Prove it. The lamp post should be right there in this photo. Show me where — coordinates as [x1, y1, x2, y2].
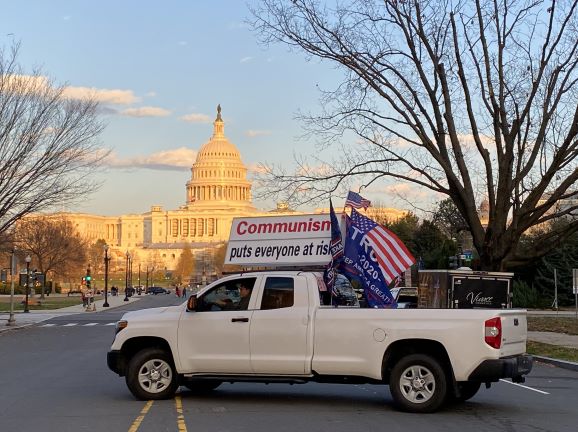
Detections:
[6, 250, 16, 326]
[124, 251, 130, 302]
[138, 263, 141, 295]
[103, 244, 110, 307]
[24, 255, 31, 313]
[129, 255, 133, 292]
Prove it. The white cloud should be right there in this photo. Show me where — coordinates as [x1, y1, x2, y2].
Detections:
[63, 86, 138, 104]
[5, 75, 139, 106]
[120, 106, 171, 117]
[5, 74, 50, 90]
[179, 112, 211, 123]
[240, 56, 253, 63]
[105, 147, 197, 171]
[245, 129, 271, 137]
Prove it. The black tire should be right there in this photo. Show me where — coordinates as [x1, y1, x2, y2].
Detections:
[183, 380, 222, 393]
[452, 382, 481, 403]
[125, 348, 178, 400]
[389, 353, 448, 413]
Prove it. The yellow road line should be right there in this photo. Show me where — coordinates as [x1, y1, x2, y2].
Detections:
[175, 395, 188, 432]
[128, 400, 154, 432]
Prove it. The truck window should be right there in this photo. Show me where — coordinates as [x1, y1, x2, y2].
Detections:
[197, 277, 256, 311]
[260, 277, 294, 310]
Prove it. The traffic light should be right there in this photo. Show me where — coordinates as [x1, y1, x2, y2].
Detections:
[86, 266, 91, 288]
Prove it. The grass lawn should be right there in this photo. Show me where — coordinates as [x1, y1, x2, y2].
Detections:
[527, 316, 578, 362]
[527, 341, 578, 363]
[527, 316, 578, 335]
[0, 296, 84, 312]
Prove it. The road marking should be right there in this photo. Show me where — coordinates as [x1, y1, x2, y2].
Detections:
[40, 324, 56, 327]
[62, 323, 77, 327]
[175, 395, 188, 432]
[128, 400, 154, 432]
[83, 323, 98, 326]
[499, 379, 550, 394]
[105, 322, 116, 326]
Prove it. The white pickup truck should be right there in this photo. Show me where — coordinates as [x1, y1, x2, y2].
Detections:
[107, 271, 533, 413]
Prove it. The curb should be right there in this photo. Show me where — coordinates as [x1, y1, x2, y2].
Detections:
[534, 355, 578, 372]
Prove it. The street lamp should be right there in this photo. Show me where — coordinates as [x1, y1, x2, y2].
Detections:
[124, 251, 130, 302]
[103, 244, 110, 307]
[24, 255, 31, 313]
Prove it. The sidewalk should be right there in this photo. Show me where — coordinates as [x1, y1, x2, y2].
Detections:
[0, 294, 141, 333]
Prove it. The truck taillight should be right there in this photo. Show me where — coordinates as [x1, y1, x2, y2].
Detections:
[484, 317, 502, 349]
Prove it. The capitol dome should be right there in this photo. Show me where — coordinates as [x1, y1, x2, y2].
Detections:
[185, 105, 253, 210]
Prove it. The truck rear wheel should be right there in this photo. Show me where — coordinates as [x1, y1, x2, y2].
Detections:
[126, 348, 178, 400]
[389, 353, 448, 413]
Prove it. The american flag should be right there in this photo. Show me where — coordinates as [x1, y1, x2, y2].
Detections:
[350, 209, 415, 284]
[344, 191, 371, 209]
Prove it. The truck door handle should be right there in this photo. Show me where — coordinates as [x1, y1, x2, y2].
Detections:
[231, 317, 249, 323]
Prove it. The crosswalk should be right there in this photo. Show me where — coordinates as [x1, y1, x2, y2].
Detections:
[39, 322, 116, 328]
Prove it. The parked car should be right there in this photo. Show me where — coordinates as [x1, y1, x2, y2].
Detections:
[390, 287, 418, 308]
[147, 286, 169, 295]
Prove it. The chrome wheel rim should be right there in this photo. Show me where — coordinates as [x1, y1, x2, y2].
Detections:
[398, 364, 436, 404]
[138, 359, 173, 394]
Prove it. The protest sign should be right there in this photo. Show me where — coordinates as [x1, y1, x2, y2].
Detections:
[225, 214, 334, 266]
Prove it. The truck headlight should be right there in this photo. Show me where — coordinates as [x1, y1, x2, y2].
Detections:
[115, 320, 128, 334]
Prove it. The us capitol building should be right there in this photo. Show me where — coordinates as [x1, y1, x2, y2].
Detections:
[61, 106, 280, 277]
[57, 105, 407, 277]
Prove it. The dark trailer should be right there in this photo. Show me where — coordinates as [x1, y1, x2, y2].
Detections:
[417, 270, 513, 309]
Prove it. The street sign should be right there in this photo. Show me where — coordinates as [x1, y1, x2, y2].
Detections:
[573, 269, 578, 295]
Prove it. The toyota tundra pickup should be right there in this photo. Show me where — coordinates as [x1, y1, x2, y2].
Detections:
[107, 271, 533, 413]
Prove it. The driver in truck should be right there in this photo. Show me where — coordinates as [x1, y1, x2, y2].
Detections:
[214, 282, 252, 310]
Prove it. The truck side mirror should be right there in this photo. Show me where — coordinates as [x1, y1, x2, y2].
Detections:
[186, 294, 198, 312]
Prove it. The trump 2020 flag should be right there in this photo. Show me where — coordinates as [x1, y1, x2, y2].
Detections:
[342, 209, 415, 307]
[344, 191, 371, 209]
[323, 199, 343, 297]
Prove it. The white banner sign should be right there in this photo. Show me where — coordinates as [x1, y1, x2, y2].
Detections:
[573, 268, 578, 295]
[225, 214, 333, 266]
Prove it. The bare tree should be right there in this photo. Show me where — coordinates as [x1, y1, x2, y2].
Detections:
[14, 215, 87, 298]
[0, 43, 107, 236]
[173, 243, 195, 285]
[250, 0, 578, 270]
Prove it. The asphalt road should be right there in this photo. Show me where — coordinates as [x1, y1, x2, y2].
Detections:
[1, 295, 577, 432]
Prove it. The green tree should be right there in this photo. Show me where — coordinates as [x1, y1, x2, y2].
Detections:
[251, 1, 578, 271]
[432, 199, 469, 240]
[413, 220, 457, 270]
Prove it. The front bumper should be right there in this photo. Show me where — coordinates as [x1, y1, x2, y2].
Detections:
[107, 350, 126, 376]
[468, 354, 533, 383]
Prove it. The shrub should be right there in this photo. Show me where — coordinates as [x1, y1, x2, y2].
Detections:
[512, 280, 542, 308]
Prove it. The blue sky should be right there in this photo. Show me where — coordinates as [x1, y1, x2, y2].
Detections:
[1, 1, 407, 216]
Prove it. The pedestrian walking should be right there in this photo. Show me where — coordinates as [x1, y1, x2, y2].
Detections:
[176, 286, 181, 297]
[182, 287, 187, 298]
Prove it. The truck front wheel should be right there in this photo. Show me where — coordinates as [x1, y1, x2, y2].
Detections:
[389, 353, 448, 413]
[126, 348, 178, 400]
